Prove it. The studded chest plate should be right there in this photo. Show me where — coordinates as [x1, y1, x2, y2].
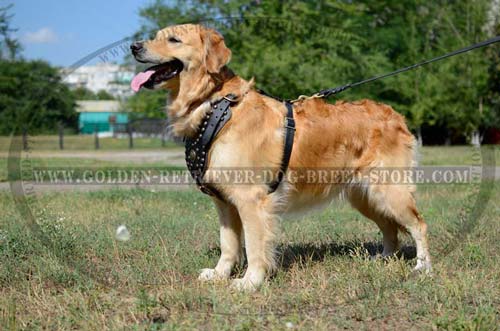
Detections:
[184, 95, 234, 195]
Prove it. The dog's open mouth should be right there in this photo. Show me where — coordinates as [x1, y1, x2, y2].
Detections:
[130, 59, 183, 92]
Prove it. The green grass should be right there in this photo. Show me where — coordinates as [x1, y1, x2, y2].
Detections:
[0, 145, 498, 182]
[418, 145, 500, 166]
[0, 181, 499, 329]
[0, 135, 181, 151]
[0, 157, 185, 182]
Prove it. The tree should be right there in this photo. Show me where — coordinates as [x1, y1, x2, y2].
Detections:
[71, 87, 115, 100]
[484, 9, 500, 134]
[126, 90, 167, 119]
[136, 0, 499, 144]
[71, 87, 96, 100]
[353, 0, 494, 144]
[137, 1, 375, 100]
[96, 90, 115, 100]
[0, 4, 21, 60]
[0, 6, 75, 134]
[0, 60, 77, 134]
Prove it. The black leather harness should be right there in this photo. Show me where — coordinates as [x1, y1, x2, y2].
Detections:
[184, 93, 295, 200]
[268, 101, 295, 193]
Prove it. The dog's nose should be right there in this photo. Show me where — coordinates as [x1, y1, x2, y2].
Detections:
[130, 41, 144, 54]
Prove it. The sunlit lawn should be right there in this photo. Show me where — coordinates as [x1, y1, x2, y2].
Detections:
[0, 138, 499, 329]
[0, 176, 498, 329]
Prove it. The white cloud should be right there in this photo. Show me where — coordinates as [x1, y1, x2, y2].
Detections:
[23, 27, 58, 44]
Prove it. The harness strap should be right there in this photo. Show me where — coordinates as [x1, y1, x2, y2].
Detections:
[185, 94, 295, 199]
[268, 101, 295, 193]
[185, 94, 235, 200]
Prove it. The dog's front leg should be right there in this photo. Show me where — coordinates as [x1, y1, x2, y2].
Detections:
[231, 193, 278, 291]
[199, 199, 242, 281]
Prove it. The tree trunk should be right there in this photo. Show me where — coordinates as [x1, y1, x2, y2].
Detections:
[471, 130, 481, 147]
[471, 98, 484, 147]
[416, 127, 423, 147]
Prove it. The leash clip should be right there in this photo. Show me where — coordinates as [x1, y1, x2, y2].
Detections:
[289, 93, 323, 104]
[223, 94, 238, 102]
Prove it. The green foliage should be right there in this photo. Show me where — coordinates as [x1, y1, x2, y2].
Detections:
[0, 59, 77, 134]
[485, 21, 500, 129]
[71, 87, 96, 100]
[0, 4, 21, 60]
[127, 89, 167, 119]
[137, 0, 500, 143]
[0, 5, 76, 134]
[96, 90, 115, 100]
[72, 87, 115, 100]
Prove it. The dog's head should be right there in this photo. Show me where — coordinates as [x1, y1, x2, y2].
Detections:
[130, 24, 231, 93]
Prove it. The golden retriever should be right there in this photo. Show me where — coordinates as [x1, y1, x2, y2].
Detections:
[130, 24, 432, 291]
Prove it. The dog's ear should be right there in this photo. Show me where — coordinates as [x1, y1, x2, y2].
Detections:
[202, 28, 231, 74]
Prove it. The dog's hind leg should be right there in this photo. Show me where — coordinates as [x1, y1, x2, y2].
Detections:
[199, 199, 243, 281]
[348, 187, 400, 257]
[349, 184, 432, 272]
[230, 190, 278, 291]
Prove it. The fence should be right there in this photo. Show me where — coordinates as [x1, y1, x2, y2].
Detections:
[20, 119, 182, 151]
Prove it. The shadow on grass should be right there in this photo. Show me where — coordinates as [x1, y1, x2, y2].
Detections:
[277, 242, 417, 270]
[205, 241, 417, 271]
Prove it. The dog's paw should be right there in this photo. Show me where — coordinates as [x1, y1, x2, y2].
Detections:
[198, 268, 223, 281]
[231, 278, 258, 292]
[413, 260, 432, 275]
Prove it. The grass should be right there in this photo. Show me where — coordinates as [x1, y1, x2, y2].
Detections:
[0, 157, 185, 182]
[0, 145, 498, 183]
[0, 143, 498, 328]
[417, 145, 500, 166]
[0, 180, 499, 329]
[0, 135, 181, 151]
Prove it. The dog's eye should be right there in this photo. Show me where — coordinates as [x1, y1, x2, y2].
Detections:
[168, 36, 181, 43]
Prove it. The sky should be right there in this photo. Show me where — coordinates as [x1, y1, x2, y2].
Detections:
[5, 0, 150, 67]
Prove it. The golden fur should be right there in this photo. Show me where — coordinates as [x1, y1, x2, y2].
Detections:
[134, 24, 432, 291]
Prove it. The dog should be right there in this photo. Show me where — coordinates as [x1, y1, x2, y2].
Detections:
[130, 24, 432, 291]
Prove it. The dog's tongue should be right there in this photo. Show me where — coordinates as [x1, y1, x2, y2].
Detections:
[131, 70, 155, 92]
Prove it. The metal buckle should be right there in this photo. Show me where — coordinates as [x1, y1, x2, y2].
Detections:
[285, 117, 296, 131]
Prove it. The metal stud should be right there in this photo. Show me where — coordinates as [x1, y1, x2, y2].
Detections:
[189, 149, 197, 160]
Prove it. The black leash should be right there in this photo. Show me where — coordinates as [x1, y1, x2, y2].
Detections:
[292, 35, 500, 101]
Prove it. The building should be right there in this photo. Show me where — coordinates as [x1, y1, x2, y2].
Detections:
[76, 100, 129, 134]
[62, 63, 135, 99]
